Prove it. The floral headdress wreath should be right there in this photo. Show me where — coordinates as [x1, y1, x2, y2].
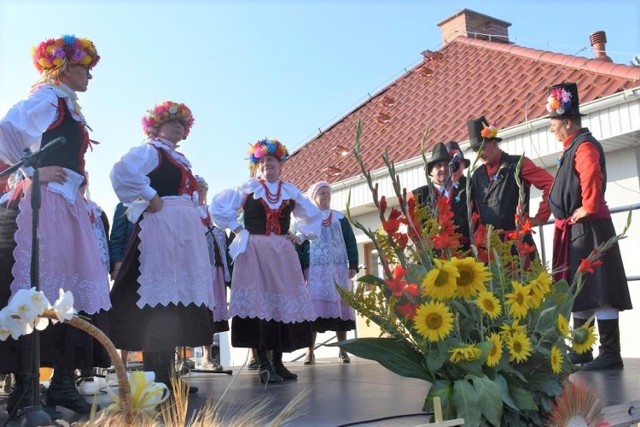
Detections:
[141, 101, 195, 139]
[546, 87, 573, 115]
[31, 35, 100, 81]
[480, 121, 499, 139]
[247, 138, 289, 177]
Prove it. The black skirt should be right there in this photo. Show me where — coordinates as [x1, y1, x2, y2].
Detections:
[312, 318, 356, 333]
[107, 227, 215, 352]
[231, 316, 312, 352]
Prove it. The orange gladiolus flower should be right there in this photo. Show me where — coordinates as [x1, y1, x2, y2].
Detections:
[577, 258, 603, 274]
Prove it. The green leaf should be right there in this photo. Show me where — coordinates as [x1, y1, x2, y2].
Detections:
[452, 379, 482, 426]
[494, 374, 518, 410]
[356, 274, 386, 286]
[334, 337, 431, 381]
[425, 380, 453, 418]
[426, 342, 448, 374]
[510, 385, 538, 411]
[471, 376, 504, 427]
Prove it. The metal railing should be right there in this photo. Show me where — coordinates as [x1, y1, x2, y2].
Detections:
[537, 203, 640, 282]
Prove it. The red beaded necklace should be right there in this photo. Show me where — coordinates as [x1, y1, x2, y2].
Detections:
[322, 211, 333, 227]
[260, 179, 283, 204]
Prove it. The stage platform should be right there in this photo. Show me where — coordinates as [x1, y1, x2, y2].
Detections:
[2, 357, 640, 426]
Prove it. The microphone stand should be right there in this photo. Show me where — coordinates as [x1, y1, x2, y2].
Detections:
[0, 139, 66, 426]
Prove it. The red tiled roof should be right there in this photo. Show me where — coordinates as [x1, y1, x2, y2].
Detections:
[282, 36, 640, 191]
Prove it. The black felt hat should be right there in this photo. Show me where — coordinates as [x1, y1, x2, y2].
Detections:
[444, 141, 470, 169]
[546, 82, 584, 118]
[467, 116, 502, 150]
[427, 142, 452, 173]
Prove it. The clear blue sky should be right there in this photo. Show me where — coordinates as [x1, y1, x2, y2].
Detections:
[1, 0, 638, 216]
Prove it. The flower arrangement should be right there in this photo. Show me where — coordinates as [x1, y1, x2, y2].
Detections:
[142, 101, 195, 139]
[248, 138, 289, 175]
[336, 121, 629, 426]
[480, 122, 499, 139]
[546, 87, 573, 115]
[31, 35, 100, 74]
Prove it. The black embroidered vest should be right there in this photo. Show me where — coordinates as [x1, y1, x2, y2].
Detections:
[40, 98, 86, 174]
[548, 128, 606, 220]
[243, 195, 295, 235]
[147, 147, 186, 197]
[471, 152, 530, 231]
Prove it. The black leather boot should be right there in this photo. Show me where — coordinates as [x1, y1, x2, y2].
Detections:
[257, 349, 282, 384]
[271, 351, 297, 380]
[6, 372, 31, 417]
[145, 350, 197, 395]
[46, 368, 93, 414]
[583, 318, 624, 371]
[568, 317, 594, 365]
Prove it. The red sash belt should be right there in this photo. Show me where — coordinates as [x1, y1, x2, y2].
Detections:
[552, 201, 610, 282]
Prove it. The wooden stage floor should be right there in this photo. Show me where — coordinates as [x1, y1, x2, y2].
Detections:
[2, 356, 640, 426]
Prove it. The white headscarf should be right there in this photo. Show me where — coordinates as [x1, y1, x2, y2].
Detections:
[308, 180, 331, 201]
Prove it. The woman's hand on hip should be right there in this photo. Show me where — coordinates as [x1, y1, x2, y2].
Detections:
[147, 195, 163, 213]
[38, 166, 67, 184]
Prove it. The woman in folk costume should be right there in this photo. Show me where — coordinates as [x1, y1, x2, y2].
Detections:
[301, 181, 358, 365]
[109, 101, 215, 393]
[195, 175, 231, 372]
[0, 34, 110, 416]
[211, 138, 322, 383]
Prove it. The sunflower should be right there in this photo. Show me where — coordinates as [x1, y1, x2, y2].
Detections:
[499, 320, 526, 344]
[449, 344, 482, 363]
[421, 259, 458, 300]
[536, 270, 553, 293]
[476, 290, 502, 320]
[527, 279, 544, 309]
[572, 325, 597, 354]
[556, 314, 570, 338]
[485, 333, 503, 367]
[550, 345, 564, 374]
[412, 301, 454, 342]
[507, 330, 532, 363]
[505, 281, 531, 320]
[451, 257, 490, 298]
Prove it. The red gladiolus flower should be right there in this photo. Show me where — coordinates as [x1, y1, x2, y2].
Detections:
[473, 223, 487, 247]
[405, 283, 420, 298]
[396, 302, 418, 320]
[517, 241, 536, 256]
[383, 208, 402, 234]
[578, 258, 603, 274]
[506, 230, 519, 241]
[471, 212, 481, 227]
[385, 265, 408, 297]
[520, 218, 533, 235]
[394, 232, 409, 249]
[433, 231, 458, 251]
[379, 196, 387, 215]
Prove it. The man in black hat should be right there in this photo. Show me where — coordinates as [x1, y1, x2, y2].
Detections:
[547, 82, 631, 371]
[413, 142, 470, 242]
[468, 116, 553, 256]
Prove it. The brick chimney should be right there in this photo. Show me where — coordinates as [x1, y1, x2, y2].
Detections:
[438, 9, 511, 44]
[590, 31, 613, 62]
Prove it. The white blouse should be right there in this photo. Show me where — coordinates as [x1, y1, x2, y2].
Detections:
[0, 83, 84, 165]
[110, 138, 197, 204]
[210, 178, 322, 241]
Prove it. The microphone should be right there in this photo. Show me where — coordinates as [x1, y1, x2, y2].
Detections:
[449, 152, 462, 172]
[40, 137, 67, 154]
[449, 152, 462, 165]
